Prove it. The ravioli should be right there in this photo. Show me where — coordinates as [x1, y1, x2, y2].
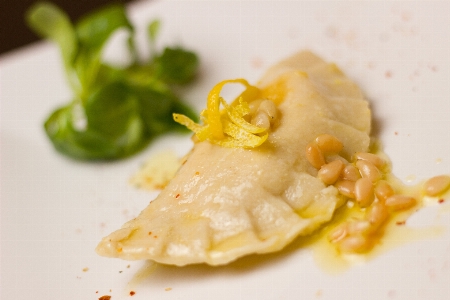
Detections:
[96, 51, 371, 266]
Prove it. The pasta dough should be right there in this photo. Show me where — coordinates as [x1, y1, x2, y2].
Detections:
[96, 51, 371, 266]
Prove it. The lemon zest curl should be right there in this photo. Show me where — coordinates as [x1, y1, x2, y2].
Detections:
[173, 79, 268, 148]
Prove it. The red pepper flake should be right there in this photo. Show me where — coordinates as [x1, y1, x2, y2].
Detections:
[98, 296, 111, 300]
[438, 199, 445, 204]
[175, 193, 181, 199]
[396, 221, 406, 226]
[250, 56, 263, 69]
[429, 65, 438, 72]
[130, 291, 136, 296]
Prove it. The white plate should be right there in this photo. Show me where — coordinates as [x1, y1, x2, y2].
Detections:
[1, 1, 449, 299]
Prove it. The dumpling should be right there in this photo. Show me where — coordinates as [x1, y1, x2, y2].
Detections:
[96, 51, 371, 266]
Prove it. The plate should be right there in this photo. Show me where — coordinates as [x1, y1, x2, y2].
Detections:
[1, 1, 449, 299]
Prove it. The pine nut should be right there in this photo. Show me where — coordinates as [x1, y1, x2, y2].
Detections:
[374, 180, 394, 202]
[354, 152, 385, 169]
[366, 202, 389, 229]
[334, 180, 356, 199]
[354, 177, 375, 208]
[315, 134, 343, 154]
[340, 165, 361, 181]
[423, 175, 450, 196]
[356, 159, 382, 183]
[385, 195, 416, 211]
[248, 99, 263, 115]
[257, 100, 278, 121]
[251, 111, 271, 130]
[338, 235, 369, 253]
[328, 224, 348, 243]
[305, 142, 326, 169]
[318, 160, 345, 185]
[347, 220, 372, 235]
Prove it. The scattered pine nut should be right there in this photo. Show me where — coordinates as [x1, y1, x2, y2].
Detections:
[356, 159, 382, 183]
[347, 220, 372, 235]
[365, 202, 389, 229]
[328, 224, 348, 243]
[334, 180, 356, 199]
[374, 180, 395, 203]
[251, 111, 271, 130]
[354, 177, 375, 208]
[248, 99, 263, 115]
[338, 235, 369, 253]
[305, 142, 326, 169]
[340, 165, 361, 181]
[385, 195, 416, 211]
[318, 160, 345, 185]
[257, 100, 278, 121]
[354, 152, 385, 169]
[315, 134, 343, 154]
[423, 175, 450, 197]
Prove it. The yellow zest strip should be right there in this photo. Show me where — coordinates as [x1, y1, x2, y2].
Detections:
[222, 119, 268, 146]
[220, 98, 266, 134]
[173, 79, 268, 148]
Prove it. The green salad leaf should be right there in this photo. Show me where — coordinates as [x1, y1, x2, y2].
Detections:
[26, 2, 199, 160]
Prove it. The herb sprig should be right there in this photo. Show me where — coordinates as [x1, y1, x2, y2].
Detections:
[26, 2, 199, 160]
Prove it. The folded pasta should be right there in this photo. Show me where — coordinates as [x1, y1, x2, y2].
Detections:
[96, 51, 371, 266]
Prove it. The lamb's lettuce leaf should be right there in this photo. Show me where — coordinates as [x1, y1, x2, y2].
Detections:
[26, 2, 199, 160]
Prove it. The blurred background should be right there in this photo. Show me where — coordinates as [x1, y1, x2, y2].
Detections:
[0, 0, 134, 55]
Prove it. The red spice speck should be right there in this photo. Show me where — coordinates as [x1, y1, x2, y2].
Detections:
[251, 57, 264, 69]
[394, 131, 398, 136]
[98, 296, 111, 300]
[428, 268, 437, 281]
[429, 65, 438, 72]
[387, 289, 397, 298]
[148, 231, 152, 235]
[175, 193, 181, 199]
[385, 71, 392, 78]
[438, 199, 445, 204]
[130, 291, 136, 296]
[154, 235, 158, 238]
[396, 221, 406, 226]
